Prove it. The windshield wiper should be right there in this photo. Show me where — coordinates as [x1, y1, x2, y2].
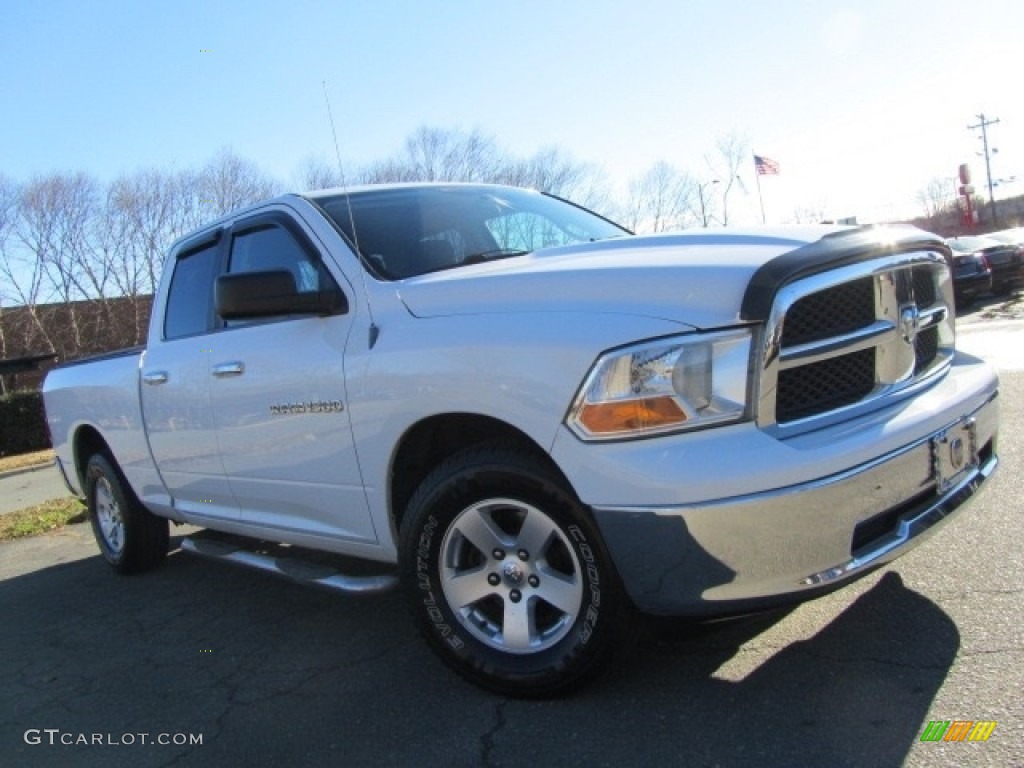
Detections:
[462, 248, 530, 265]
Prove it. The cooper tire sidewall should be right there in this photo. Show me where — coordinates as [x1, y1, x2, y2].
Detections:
[86, 456, 127, 568]
[404, 462, 616, 691]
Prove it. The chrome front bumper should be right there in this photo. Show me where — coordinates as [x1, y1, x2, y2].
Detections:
[591, 393, 998, 616]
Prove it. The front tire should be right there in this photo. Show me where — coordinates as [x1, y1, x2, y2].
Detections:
[399, 445, 633, 696]
[85, 454, 169, 574]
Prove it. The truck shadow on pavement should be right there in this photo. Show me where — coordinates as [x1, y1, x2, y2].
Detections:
[617, 570, 954, 766]
[0, 530, 957, 768]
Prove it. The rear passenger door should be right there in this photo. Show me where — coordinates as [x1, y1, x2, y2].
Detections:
[206, 209, 376, 544]
[141, 228, 239, 523]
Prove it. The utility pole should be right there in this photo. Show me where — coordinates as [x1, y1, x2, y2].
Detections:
[967, 113, 1000, 227]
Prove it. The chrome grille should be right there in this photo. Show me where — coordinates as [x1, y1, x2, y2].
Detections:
[914, 326, 939, 375]
[759, 251, 955, 433]
[782, 277, 875, 346]
[776, 348, 875, 422]
[912, 266, 936, 307]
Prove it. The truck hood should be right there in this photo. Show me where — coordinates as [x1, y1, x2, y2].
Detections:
[396, 228, 842, 329]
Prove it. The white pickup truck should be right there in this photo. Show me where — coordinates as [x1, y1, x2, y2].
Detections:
[43, 184, 999, 695]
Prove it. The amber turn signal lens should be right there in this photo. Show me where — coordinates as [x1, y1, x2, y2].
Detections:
[578, 396, 687, 435]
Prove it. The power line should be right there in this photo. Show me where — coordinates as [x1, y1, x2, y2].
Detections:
[967, 113, 1001, 226]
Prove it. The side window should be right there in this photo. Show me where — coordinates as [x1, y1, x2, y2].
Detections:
[228, 223, 332, 293]
[164, 241, 220, 339]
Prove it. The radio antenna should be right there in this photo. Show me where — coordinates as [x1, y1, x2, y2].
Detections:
[323, 80, 378, 347]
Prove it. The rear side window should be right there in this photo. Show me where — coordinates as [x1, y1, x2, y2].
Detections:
[164, 241, 220, 339]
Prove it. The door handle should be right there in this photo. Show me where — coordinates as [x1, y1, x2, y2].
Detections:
[212, 361, 245, 378]
[142, 371, 168, 386]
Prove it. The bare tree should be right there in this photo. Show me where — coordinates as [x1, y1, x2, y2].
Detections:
[494, 147, 614, 214]
[790, 201, 830, 224]
[0, 174, 15, 255]
[0, 174, 16, 365]
[102, 169, 197, 294]
[622, 161, 696, 233]
[917, 177, 956, 220]
[358, 156, 412, 184]
[15, 173, 105, 356]
[340, 125, 619, 217]
[1, 228, 56, 359]
[0, 153, 286, 364]
[90, 169, 193, 343]
[910, 177, 976, 236]
[360, 126, 501, 183]
[171, 168, 208, 234]
[497, 147, 583, 194]
[295, 156, 346, 191]
[196, 149, 282, 220]
[409, 126, 499, 182]
[703, 132, 750, 225]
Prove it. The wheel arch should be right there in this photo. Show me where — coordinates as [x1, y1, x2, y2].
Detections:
[388, 413, 572, 537]
[72, 424, 112, 491]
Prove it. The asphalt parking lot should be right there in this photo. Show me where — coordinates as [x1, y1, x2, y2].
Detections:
[1, 339, 1021, 767]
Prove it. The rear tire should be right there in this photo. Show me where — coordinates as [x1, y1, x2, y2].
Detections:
[399, 444, 634, 697]
[85, 454, 169, 574]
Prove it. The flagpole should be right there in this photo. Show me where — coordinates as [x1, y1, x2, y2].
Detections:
[754, 155, 766, 224]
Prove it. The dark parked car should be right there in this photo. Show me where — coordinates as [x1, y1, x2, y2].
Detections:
[946, 238, 992, 306]
[949, 234, 1024, 295]
[981, 228, 1024, 294]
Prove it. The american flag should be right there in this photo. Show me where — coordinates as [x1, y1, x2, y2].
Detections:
[754, 155, 780, 175]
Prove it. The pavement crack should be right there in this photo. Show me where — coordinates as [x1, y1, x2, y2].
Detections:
[480, 698, 508, 768]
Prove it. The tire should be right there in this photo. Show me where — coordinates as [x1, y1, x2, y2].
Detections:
[85, 453, 169, 574]
[399, 444, 634, 697]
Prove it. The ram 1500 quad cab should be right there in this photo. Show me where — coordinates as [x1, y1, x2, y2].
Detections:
[43, 184, 999, 695]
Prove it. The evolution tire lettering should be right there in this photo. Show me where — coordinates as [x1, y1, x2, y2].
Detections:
[416, 515, 464, 651]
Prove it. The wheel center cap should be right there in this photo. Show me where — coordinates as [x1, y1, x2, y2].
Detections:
[502, 562, 524, 585]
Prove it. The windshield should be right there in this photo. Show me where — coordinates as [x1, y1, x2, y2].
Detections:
[312, 185, 628, 280]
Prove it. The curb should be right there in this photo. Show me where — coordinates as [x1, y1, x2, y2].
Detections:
[0, 461, 56, 481]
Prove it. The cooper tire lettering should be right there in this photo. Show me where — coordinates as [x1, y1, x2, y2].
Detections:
[398, 444, 634, 696]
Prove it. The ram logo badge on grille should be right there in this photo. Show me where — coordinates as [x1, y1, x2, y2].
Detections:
[899, 304, 920, 345]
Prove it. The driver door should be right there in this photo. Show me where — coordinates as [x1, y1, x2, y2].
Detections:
[207, 210, 376, 544]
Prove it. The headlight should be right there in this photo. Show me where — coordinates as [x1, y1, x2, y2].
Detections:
[567, 329, 753, 440]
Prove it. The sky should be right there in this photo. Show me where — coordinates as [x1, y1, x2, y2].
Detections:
[2, 0, 1022, 225]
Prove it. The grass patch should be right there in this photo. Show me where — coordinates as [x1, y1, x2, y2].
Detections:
[0, 449, 55, 474]
[0, 497, 87, 540]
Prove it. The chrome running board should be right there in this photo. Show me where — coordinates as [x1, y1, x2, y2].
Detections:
[181, 535, 398, 594]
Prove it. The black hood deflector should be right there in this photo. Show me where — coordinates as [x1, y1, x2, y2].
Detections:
[741, 226, 950, 322]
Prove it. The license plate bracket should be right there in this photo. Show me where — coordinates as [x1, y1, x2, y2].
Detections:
[932, 417, 979, 493]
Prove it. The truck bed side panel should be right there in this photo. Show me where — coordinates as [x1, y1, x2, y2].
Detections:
[43, 350, 163, 504]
